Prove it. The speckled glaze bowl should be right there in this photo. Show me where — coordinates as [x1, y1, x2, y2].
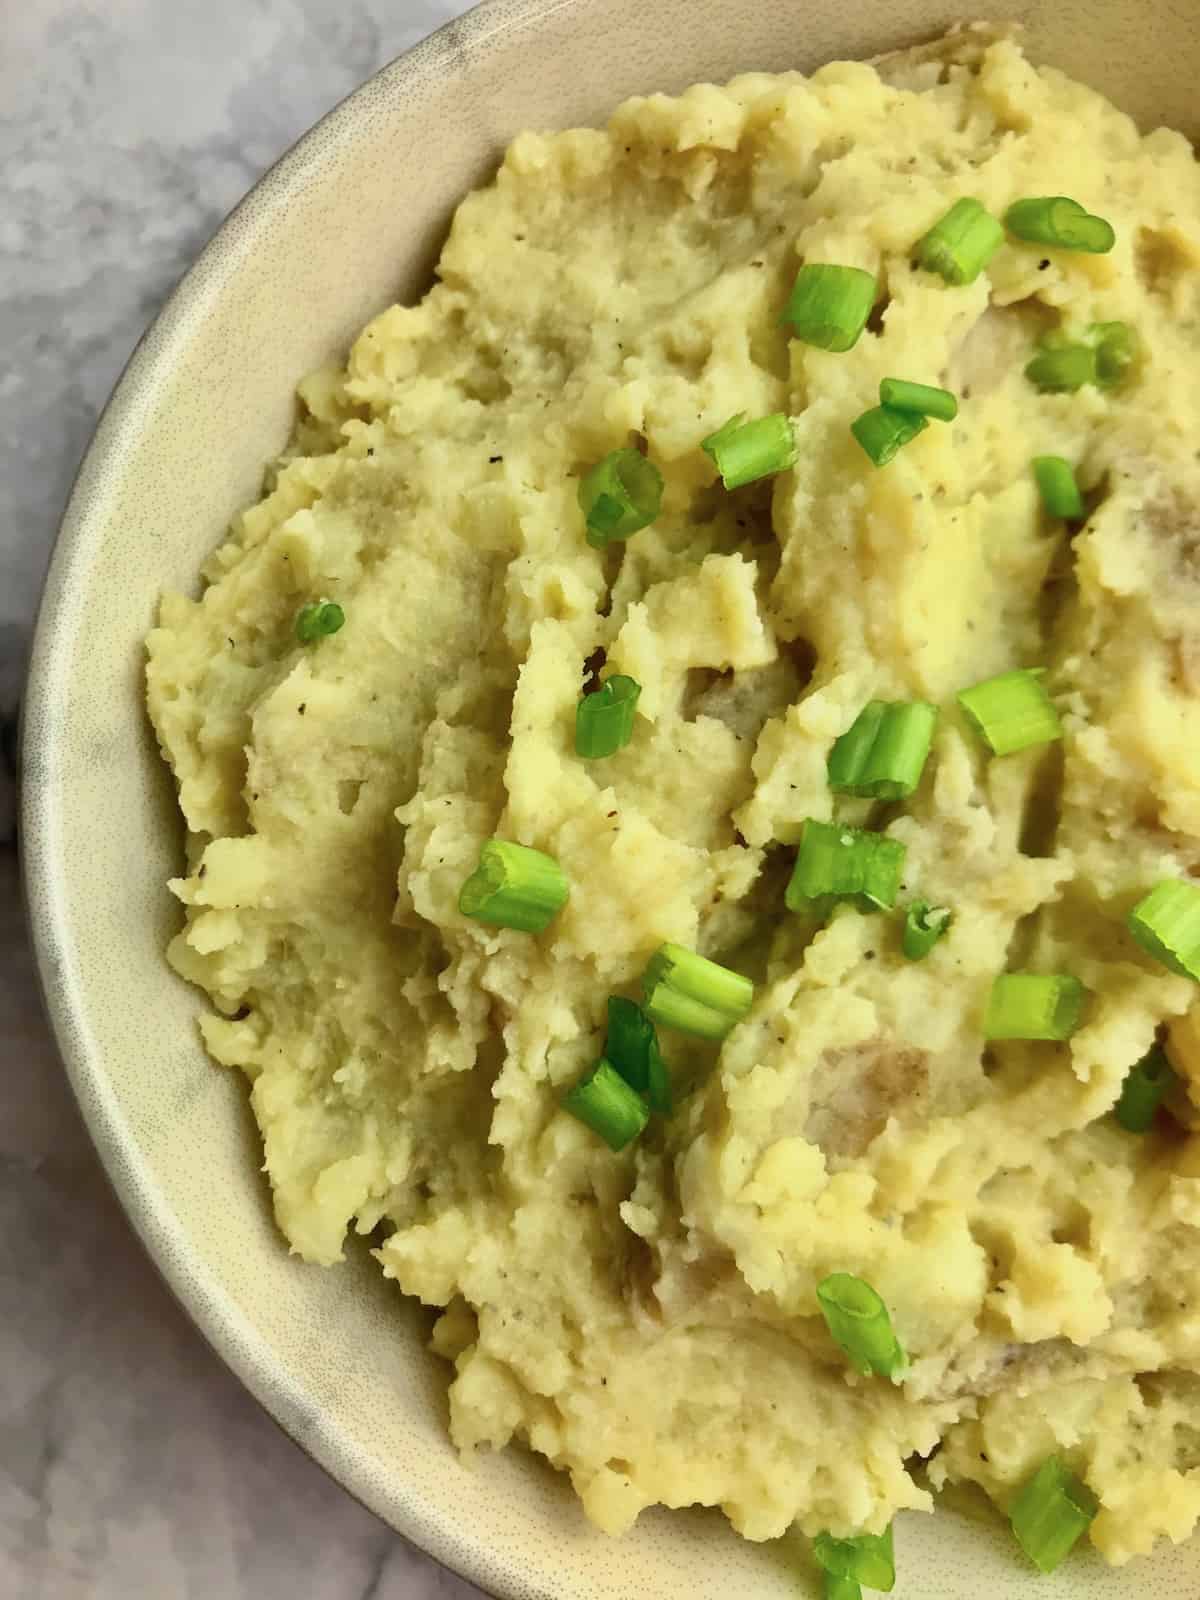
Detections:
[22, 1, 1200, 1595]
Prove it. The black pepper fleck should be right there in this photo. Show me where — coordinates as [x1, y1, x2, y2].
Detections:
[298, 703, 306, 715]
[1038, 259, 1051, 270]
[489, 455, 503, 463]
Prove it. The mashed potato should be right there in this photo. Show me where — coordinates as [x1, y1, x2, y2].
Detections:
[146, 28, 1200, 1569]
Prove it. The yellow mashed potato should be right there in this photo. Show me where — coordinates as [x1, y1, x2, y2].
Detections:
[147, 28, 1200, 1569]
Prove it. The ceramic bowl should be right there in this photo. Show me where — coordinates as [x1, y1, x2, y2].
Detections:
[22, 1, 1200, 1595]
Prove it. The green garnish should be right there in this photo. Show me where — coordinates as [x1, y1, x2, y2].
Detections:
[1033, 455, 1084, 519]
[816, 1273, 906, 1378]
[1090, 320, 1138, 388]
[786, 820, 906, 913]
[813, 1524, 896, 1592]
[605, 996, 672, 1115]
[957, 668, 1062, 756]
[576, 675, 641, 759]
[913, 198, 1004, 285]
[902, 901, 952, 961]
[578, 448, 663, 547]
[878, 378, 958, 422]
[780, 264, 877, 351]
[1114, 1043, 1175, 1132]
[642, 942, 754, 1041]
[1127, 880, 1200, 980]
[1024, 340, 1097, 393]
[823, 1578, 862, 1600]
[850, 406, 928, 467]
[295, 600, 345, 643]
[1005, 195, 1116, 254]
[562, 1058, 650, 1151]
[984, 973, 1087, 1041]
[1009, 1456, 1099, 1573]
[458, 839, 569, 932]
[701, 412, 796, 489]
[827, 700, 937, 800]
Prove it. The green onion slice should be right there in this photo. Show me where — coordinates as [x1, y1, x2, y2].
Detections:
[813, 1525, 895, 1592]
[1128, 880, 1200, 980]
[851, 406, 928, 468]
[1115, 1043, 1175, 1132]
[827, 700, 937, 800]
[295, 600, 345, 643]
[824, 1577, 862, 1600]
[1005, 195, 1116, 254]
[642, 942, 754, 1041]
[902, 901, 952, 961]
[1090, 320, 1138, 389]
[1025, 341, 1096, 393]
[984, 973, 1087, 1041]
[605, 996, 672, 1115]
[562, 1058, 650, 1151]
[701, 412, 796, 490]
[957, 668, 1062, 756]
[786, 820, 907, 913]
[817, 1273, 906, 1378]
[878, 378, 958, 422]
[458, 839, 569, 932]
[578, 448, 663, 547]
[913, 198, 1004, 285]
[576, 675, 641, 759]
[1010, 1456, 1099, 1574]
[1033, 455, 1084, 519]
[780, 264, 877, 351]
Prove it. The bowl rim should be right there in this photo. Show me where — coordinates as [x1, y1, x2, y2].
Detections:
[19, 4, 561, 1596]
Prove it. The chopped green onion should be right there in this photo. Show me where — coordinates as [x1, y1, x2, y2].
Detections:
[902, 901, 952, 961]
[1033, 455, 1084, 519]
[642, 942, 754, 1041]
[1115, 1043, 1175, 1132]
[1005, 196, 1116, 254]
[578, 448, 663, 547]
[984, 973, 1087, 1041]
[827, 700, 937, 800]
[816, 1273, 906, 1378]
[786, 820, 906, 913]
[1128, 880, 1200, 980]
[1090, 320, 1138, 388]
[576, 675, 641, 759]
[562, 1058, 650, 1151]
[957, 668, 1062, 756]
[824, 1577, 862, 1600]
[780, 264, 877, 351]
[295, 600, 345, 643]
[701, 412, 796, 489]
[878, 378, 958, 422]
[1025, 341, 1096, 393]
[1010, 1456, 1098, 1574]
[850, 406, 928, 467]
[605, 996, 672, 1115]
[814, 1525, 895, 1592]
[913, 198, 1004, 285]
[458, 839, 569, 932]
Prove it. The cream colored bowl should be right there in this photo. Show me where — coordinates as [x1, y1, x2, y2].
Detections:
[22, 1, 1200, 1594]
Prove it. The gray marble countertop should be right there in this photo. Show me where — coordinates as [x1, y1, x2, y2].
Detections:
[1, 4, 485, 1596]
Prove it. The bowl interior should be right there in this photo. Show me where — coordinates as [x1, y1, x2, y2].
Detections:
[22, 1, 1200, 1596]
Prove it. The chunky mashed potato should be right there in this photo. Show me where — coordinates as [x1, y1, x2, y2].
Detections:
[147, 29, 1200, 1568]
